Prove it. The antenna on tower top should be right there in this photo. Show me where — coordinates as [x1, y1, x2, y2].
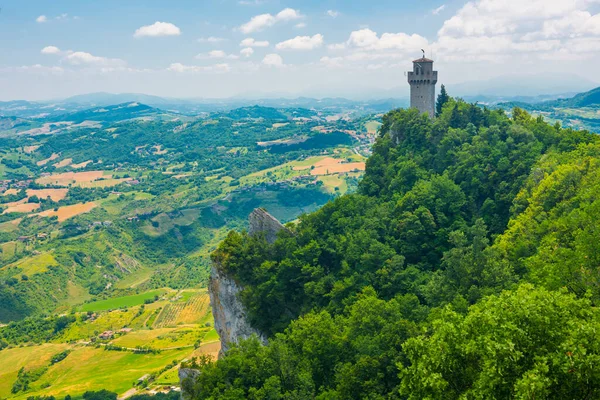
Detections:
[421, 49, 425, 58]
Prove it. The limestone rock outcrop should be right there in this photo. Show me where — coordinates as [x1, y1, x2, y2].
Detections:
[208, 208, 289, 356]
[208, 262, 267, 355]
[248, 208, 289, 244]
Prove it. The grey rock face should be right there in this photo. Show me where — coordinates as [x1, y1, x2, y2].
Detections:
[209, 263, 267, 355]
[208, 208, 288, 357]
[248, 208, 288, 244]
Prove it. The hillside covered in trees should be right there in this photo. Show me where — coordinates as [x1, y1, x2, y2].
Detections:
[190, 98, 600, 399]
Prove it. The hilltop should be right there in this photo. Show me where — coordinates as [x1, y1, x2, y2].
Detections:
[496, 86, 600, 132]
[186, 97, 600, 399]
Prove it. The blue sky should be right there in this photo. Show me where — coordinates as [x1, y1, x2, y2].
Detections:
[1, 0, 600, 100]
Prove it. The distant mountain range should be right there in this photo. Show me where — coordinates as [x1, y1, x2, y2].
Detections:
[497, 86, 600, 111]
[46, 102, 168, 124]
[2, 85, 599, 127]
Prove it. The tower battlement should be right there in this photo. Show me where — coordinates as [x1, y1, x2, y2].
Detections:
[408, 56, 438, 118]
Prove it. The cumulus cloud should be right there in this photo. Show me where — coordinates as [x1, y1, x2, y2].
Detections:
[240, 38, 270, 47]
[320, 56, 344, 68]
[295, 22, 307, 29]
[239, 8, 302, 33]
[167, 63, 230, 73]
[262, 53, 284, 67]
[276, 34, 324, 50]
[134, 22, 181, 38]
[41, 46, 61, 55]
[434, 0, 600, 62]
[241, 47, 255, 57]
[326, 10, 340, 18]
[345, 29, 429, 51]
[64, 51, 126, 67]
[36, 15, 47, 23]
[196, 50, 239, 60]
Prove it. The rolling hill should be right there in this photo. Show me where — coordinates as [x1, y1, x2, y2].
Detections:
[47, 102, 178, 124]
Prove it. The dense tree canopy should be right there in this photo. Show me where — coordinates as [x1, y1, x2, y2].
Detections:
[195, 98, 600, 399]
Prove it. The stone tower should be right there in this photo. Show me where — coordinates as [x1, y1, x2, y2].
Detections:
[407, 54, 438, 118]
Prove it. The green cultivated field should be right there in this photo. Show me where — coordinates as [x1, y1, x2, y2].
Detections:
[3, 345, 192, 400]
[78, 289, 166, 312]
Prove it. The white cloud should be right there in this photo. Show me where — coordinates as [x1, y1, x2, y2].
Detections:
[36, 15, 47, 23]
[196, 50, 239, 60]
[239, 8, 302, 33]
[326, 10, 340, 18]
[240, 38, 270, 47]
[327, 43, 346, 51]
[432, 5, 446, 15]
[41, 46, 61, 55]
[320, 56, 344, 68]
[198, 36, 226, 43]
[241, 47, 255, 57]
[276, 34, 324, 50]
[64, 51, 126, 67]
[262, 53, 284, 67]
[167, 63, 230, 73]
[295, 22, 307, 29]
[434, 0, 600, 62]
[345, 29, 429, 51]
[134, 22, 181, 38]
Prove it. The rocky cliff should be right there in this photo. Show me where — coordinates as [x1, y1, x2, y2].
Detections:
[208, 208, 287, 355]
[208, 263, 267, 354]
[248, 208, 290, 243]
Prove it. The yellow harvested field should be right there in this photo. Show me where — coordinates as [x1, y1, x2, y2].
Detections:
[36, 171, 108, 186]
[292, 156, 335, 171]
[36, 202, 96, 222]
[311, 162, 365, 175]
[37, 153, 59, 166]
[28, 188, 69, 201]
[2, 188, 18, 196]
[78, 178, 131, 188]
[53, 158, 73, 168]
[2, 202, 40, 214]
[3, 198, 26, 207]
[292, 157, 366, 175]
[71, 160, 92, 169]
[23, 145, 40, 154]
[2, 189, 67, 203]
[191, 341, 221, 360]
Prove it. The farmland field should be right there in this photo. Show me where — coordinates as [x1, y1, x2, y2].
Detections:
[35, 202, 97, 221]
[0, 289, 219, 398]
[78, 289, 167, 312]
[2, 202, 40, 214]
[36, 171, 112, 186]
[0, 100, 376, 397]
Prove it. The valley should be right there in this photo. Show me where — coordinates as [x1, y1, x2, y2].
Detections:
[0, 100, 378, 399]
[1, 88, 599, 399]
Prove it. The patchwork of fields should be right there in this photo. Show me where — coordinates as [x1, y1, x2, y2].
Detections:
[0, 289, 218, 399]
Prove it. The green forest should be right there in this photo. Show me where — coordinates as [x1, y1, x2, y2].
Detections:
[188, 98, 600, 399]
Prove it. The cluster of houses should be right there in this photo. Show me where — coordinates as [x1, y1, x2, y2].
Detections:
[17, 232, 50, 243]
[98, 327, 133, 340]
[0, 178, 32, 194]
